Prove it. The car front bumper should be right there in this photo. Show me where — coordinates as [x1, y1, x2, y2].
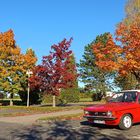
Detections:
[83, 115, 116, 120]
[83, 115, 120, 125]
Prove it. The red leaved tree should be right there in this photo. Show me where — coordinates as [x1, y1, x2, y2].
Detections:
[30, 38, 78, 107]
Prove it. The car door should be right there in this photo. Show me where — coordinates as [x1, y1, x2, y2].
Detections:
[137, 93, 140, 122]
[131, 92, 140, 123]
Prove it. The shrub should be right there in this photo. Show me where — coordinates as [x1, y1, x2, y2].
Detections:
[42, 88, 80, 105]
[92, 92, 103, 101]
[19, 90, 41, 105]
[59, 89, 79, 104]
[79, 92, 92, 99]
[41, 94, 60, 105]
[103, 96, 111, 103]
[0, 92, 4, 99]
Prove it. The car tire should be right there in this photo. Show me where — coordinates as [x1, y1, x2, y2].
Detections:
[119, 114, 132, 130]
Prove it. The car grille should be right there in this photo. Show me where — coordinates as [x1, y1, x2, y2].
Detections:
[89, 111, 107, 116]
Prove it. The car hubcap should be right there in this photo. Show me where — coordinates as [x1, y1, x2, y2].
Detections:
[123, 116, 131, 128]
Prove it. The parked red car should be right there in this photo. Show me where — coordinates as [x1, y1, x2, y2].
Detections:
[83, 90, 140, 130]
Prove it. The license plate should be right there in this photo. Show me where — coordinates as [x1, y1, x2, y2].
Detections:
[94, 120, 105, 124]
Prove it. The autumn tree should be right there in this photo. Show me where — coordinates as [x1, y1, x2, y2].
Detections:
[79, 33, 113, 95]
[19, 49, 38, 105]
[117, 0, 140, 89]
[30, 38, 78, 107]
[93, 18, 140, 89]
[124, 0, 140, 24]
[0, 30, 37, 106]
[116, 19, 140, 85]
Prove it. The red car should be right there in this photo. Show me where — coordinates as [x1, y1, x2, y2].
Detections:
[83, 90, 140, 130]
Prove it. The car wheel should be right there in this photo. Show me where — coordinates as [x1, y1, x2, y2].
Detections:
[119, 114, 132, 130]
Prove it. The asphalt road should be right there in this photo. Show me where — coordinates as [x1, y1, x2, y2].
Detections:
[0, 119, 140, 140]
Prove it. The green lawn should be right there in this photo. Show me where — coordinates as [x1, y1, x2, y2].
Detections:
[0, 105, 84, 117]
[0, 98, 104, 117]
[79, 98, 92, 102]
[0, 105, 84, 111]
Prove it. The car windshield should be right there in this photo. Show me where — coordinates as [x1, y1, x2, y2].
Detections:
[109, 91, 137, 102]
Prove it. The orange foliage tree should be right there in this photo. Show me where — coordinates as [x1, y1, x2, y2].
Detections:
[93, 17, 140, 87]
[93, 33, 122, 72]
[0, 29, 37, 105]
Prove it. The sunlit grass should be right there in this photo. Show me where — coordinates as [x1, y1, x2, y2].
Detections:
[79, 98, 92, 102]
[0, 105, 84, 117]
[38, 113, 83, 121]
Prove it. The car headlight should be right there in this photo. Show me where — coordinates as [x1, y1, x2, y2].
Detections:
[107, 111, 112, 117]
[84, 111, 89, 115]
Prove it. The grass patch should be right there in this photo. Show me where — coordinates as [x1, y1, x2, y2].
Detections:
[0, 98, 21, 101]
[0, 105, 83, 111]
[0, 101, 105, 117]
[38, 113, 83, 122]
[0, 105, 84, 117]
[79, 98, 92, 102]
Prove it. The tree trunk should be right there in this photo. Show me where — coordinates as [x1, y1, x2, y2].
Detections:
[10, 93, 13, 106]
[10, 99, 13, 106]
[53, 95, 56, 107]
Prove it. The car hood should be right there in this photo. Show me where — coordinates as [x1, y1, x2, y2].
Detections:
[84, 102, 138, 112]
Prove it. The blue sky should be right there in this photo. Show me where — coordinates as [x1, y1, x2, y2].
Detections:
[0, 0, 126, 65]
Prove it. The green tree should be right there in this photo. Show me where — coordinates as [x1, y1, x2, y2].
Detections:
[60, 54, 79, 104]
[66, 54, 78, 88]
[115, 73, 137, 90]
[78, 33, 112, 94]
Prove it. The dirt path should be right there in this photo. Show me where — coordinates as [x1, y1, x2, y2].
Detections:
[0, 109, 82, 125]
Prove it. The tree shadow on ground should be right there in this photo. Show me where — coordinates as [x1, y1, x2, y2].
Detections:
[10, 121, 129, 140]
[10, 125, 42, 140]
